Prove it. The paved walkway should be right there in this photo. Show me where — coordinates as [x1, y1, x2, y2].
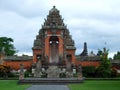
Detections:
[26, 85, 70, 90]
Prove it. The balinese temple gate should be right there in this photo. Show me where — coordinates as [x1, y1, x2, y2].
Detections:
[32, 6, 82, 78]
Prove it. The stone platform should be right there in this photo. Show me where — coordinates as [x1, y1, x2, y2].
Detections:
[18, 78, 84, 85]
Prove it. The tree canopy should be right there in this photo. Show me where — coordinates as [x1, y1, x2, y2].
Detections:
[96, 48, 112, 77]
[0, 37, 16, 56]
[113, 51, 120, 60]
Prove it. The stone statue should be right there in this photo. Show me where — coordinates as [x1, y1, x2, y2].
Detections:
[59, 55, 63, 65]
[19, 64, 24, 80]
[32, 63, 36, 74]
[45, 55, 49, 66]
[34, 39, 39, 46]
[66, 61, 73, 77]
[34, 60, 42, 77]
[78, 65, 82, 78]
[78, 65, 82, 73]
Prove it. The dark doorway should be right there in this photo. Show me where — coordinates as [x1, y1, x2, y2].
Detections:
[67, 54, 72, 61]
[49, 36, 59, 63]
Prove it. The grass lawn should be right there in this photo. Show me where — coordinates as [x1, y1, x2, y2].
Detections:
[69, 80, 120, 90]
[0, 80, 30, 90]
[0, 80, 120, 90]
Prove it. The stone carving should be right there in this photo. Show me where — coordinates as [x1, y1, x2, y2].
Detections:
[32, 6, 77, 78]
[66, 62, 72, 72]
[78, 65, 82, 74]
[43, 6, 65, 27]
[44, 55, 49, 66]
[66, 61, 73, 77]
[66, 71, 73, 78]
[34, 40, 39, 46]
[33, 6, 76, 60]
[19, 64, 24, 80]
[34, 60, 42, 77]
[59, 55, 63, 65]
[32, 63, 36, 74]
[45, 55, 48, 61]
[73, 68, 76, 74]
[47, 66, 60, 78]
[78, 65, 82, 78]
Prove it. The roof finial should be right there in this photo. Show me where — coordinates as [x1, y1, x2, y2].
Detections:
[49, 6, 58, 13]
[53, 6, 56, 8]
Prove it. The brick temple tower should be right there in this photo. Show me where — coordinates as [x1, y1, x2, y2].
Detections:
[32, 6, 76, 65]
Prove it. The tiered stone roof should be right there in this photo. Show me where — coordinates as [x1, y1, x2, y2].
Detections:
[33, 6, 76, 50]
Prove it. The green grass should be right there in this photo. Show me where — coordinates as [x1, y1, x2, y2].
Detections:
[69, 80, 120, 90]
[0, 80, 120, 90]
[0, 80, 30, 90]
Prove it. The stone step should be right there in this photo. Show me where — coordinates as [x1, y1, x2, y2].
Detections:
[47, 66, 60, 78]
[18, 78, 84, 85]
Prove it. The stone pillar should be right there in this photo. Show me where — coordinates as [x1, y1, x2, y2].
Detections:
[34, 60, 42, 77]
[32, 63, 36, 76]
[73, 68, 76, 74]
[78, 65, 82, 79]
[19, 64, 24, 80]
[66, 61, 73, 78]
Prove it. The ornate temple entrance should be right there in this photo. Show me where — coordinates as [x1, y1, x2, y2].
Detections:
[49, 36, 59, 63]
[30, 6, 83, 79]
[32, 6, 76, 65]
[18, 6, 84, 84]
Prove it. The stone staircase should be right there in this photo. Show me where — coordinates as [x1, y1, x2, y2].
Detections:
[47, 65, 60, 78]
[18, 78, 84, 84]
[18, 65, 84, 84]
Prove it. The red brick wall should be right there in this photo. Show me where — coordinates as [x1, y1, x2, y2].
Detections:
[3, 59, 100, 70]
[3, 60, 32, 70]
[75, 60, 100, 67]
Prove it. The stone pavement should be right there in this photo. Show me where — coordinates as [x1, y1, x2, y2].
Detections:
[26, 85, 70, 90]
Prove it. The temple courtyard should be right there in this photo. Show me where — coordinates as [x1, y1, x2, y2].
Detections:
[0, 80, 120, 90]
[0, 4, 120, 90]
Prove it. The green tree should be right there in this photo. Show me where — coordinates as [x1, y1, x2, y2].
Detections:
[82, 66, 96, 77]
[113, 51, 120, 60]
[0, 37, 16, 56]
[97, 49, 103, 56]
[96, 48, 112, 77]
[0, 65, 11, 78]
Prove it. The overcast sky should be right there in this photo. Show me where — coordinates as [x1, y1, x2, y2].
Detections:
[0, 0, 120, 58]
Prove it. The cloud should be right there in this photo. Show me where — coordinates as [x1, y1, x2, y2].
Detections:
[0, 9, 43, 54]
[0, 0, 120, 58]
[0, 0, 49, 18]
